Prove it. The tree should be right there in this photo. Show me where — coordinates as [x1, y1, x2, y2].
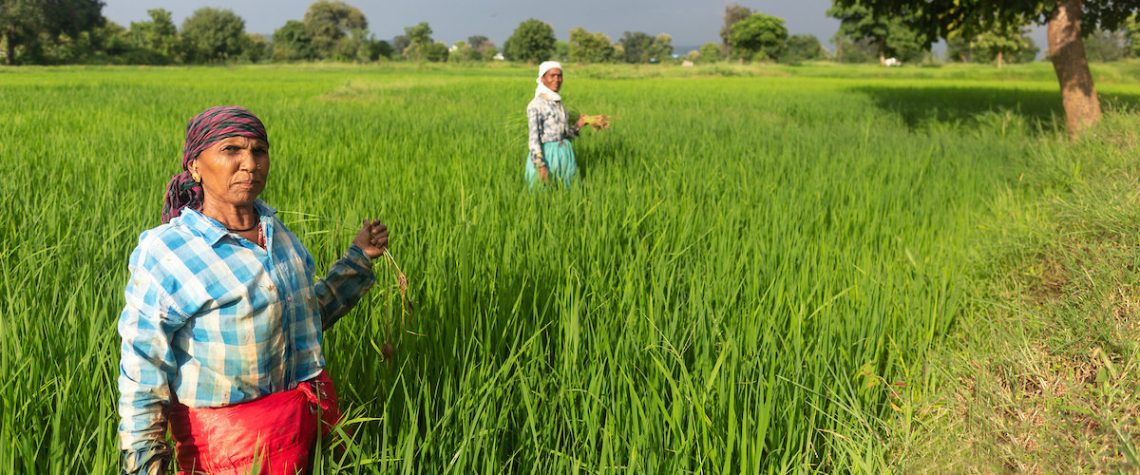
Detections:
[403, 21, 431, 46]
[1128, 15, 1140, 57]
[831, 0, 1140, 138]
[618, 31, 673, 63]
[1017, 38, 1041, 63]
[969, 21, 1038, 67]
[727, 13, 788, 62]
[180, 8, 245, 63]
[373, 39, 393, 59]
[240, 33, 271, 63]
[1083, 29, 1128, 61]
[127, 8, 178, 64]
[391, 35, 409, 57]
[720, 3, 752, 57]
[449, 41, 474, 61]
[619, 31, 654, 63]
[465, 35, 496, 60]
[553, 39, 569, 61]
[401, 22, 446, 62]
[503, 18, 556, 63]
[698, 42, 721, 63]
[650, 33, 674, 62]
[332, 28, 381, 61]
[832, 35, 880, 63]
[1, 0, 104, 65]
[90, 21, 131, 62]
[946, 34, 973, 62]
[272, 20, 315, 61]
[827, 4, 927, 64]
[407, 41, 447, 61]
[783, 34, 825, 63]
[303, 0, 367, 60]
[568, 27, 614, 63]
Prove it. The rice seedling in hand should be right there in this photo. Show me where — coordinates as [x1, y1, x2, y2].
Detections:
[383, 249, 413, 318]
[580, 114, 611, 130]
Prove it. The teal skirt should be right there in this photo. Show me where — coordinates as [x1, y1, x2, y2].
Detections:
[525, 140, 577, 187]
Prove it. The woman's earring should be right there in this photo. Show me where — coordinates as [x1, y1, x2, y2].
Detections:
[191, 171, 201, 183]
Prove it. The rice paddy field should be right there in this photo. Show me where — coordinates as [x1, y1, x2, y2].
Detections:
[2, 62, 1139, 473]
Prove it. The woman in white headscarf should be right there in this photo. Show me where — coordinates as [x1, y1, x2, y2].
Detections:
[525, 61, 590, 186]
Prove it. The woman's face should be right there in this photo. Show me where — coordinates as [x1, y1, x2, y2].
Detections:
[190, 136, 270, 208]
[541, 68, 563, 92]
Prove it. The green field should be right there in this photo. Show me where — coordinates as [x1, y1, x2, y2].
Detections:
[2, 63, 1139, 473]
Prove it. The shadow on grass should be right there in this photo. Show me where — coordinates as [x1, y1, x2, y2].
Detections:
[853, 85, 1140, 135]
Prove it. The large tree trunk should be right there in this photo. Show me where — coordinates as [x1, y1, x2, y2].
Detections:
[878, 39, 886, 65]
[996, 51, 1004, 69]
[1048, 0, 1101, 139]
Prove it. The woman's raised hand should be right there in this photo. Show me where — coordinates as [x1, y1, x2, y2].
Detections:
[353, 219, 389, 259]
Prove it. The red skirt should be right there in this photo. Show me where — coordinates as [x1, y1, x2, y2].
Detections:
[168, 371, 342, 475]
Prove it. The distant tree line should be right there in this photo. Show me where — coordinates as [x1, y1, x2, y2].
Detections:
[0, 0, 679, 65]
[0, 0, 872, 67]
[4, 0, 1139, 67]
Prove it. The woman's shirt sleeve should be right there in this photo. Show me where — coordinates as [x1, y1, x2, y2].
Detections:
[566, 119, 580, 140]
[312, 244, 376, 330]
[117, 245, 189, 474]
[527, 103, 545, 166]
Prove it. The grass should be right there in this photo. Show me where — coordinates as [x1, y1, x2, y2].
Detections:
[896, 114, 1140, 473]
[0, 61, 1138, 473]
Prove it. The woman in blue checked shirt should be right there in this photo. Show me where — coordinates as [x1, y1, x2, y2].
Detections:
[117, 106, 389, 475]
[526, 61, 592, 187]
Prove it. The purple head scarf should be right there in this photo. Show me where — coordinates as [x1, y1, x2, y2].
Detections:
[161, 106, 269, 224]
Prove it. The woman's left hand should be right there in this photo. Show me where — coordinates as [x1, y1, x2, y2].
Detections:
[576, 115, 588, 129]
[353, 219, 389, 259]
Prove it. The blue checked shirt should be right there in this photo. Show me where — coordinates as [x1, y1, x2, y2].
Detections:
[117, 200, 375, 472]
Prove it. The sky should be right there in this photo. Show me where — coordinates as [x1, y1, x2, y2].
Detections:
[103, 0, 841, 49]
[102, 0, 1047, 55]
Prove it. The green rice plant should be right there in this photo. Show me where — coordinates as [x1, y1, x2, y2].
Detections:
[1, 63, 1137, 473]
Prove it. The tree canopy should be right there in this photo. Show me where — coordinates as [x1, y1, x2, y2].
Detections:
[568, 27, 614, 63]
[1, 0, 105, 64]
[503, 18, 556, 63]
[180, 8, 245, 63]
[832, 0, 1140, 42]
[827, 3, 927, 63]
[127, 9, 178, 64]
[302, 0, 367, 60]
[720, 3, 752, 53]
[727, 13, 788, 62]
[969, 23, 1039, 67]
[783, 34, 826, 63]
[272, 20, 314, 61]
[401, 22, 446, 62]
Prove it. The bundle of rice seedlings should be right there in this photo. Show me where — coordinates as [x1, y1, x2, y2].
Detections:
[581, 114, 611, 130]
